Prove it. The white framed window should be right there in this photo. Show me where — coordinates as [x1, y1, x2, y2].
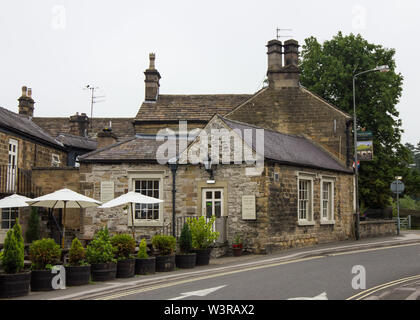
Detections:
[134, 179, 160, 220]
[297, 175, 314, 226]
[1, 208, 18, 230]
[321, 178, 335, 224]
[128, 171, 164, 227]
[202, 189, 223, 218]
[52, 154, 61, 167]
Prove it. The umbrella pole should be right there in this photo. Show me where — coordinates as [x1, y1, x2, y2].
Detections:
[131, 203, 135, 241]
[62, 201, 66, 249]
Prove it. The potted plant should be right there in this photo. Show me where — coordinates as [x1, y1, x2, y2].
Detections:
[0, 220, 31, 298]
[135, 238, 155, 275]
[232, 234, 243, 257]
[111, 234, 136, 278]
[175, 223, 196, 269]
[187, 216, 220, 266]
[65, 237, 90, 286]
[151, 235, 176, 272]
[29, 238, 61, 291]
[86, 227, 117, 282]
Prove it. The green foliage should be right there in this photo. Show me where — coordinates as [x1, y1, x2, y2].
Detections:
[151, 235, 176, 256]
[299, 32, 420, 208]
[178, 223, 192, 254]
[26, 207, 40, 243]
[187, 216, 220, 249]
[2, 221, 25, 274]
[233, 233, 242, 245]
[29, 238, 61, 271]
[68, 238, 87, 266]
[111, 234, 136, 260]
[86, 227, 117, 264]
[137, 238, 149, 259]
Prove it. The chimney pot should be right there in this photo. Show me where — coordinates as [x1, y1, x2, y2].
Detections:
[144, 53, 161, 101]
[18, 85, 34, 117]
[266, 39, 300, 89]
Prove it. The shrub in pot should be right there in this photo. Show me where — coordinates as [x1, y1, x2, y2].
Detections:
[151, 235, 176, 272]
[187, 216, 220, 266]
[65, 238, 90, 286]
[135, 238, 155, 275]
[29, 238, 61, 291]
[0, 220, 31, 298]
[111, 234, 136, 278]
[232, 234, 243, 257]
[86, 227, 117, 282]
[175, 223, 196, 269]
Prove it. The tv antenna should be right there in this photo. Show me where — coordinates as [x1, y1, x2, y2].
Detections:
[83, 85, 106, 129]
[276, 28, 293, 40]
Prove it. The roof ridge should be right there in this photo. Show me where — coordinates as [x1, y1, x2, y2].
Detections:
[78, 136, 136, 160]
[0, 106, 64, 147]
[299, 86, 352, 118]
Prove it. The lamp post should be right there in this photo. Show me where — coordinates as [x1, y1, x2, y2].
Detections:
[168, 158, 178, 238]
[353, 65, 389, 240]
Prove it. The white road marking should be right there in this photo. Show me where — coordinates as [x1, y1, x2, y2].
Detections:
[169, 285, 227, 300]
[288, 292, 328, 300]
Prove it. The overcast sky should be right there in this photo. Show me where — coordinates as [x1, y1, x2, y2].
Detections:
[0, 0, 419, 144]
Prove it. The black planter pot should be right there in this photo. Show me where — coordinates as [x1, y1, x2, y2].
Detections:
[65, 265, 91, 286]
[31, 270, 55, 291]
[116, 259, 135, 278]
[155, 255, 175, 272]
[90, 262, 117, 282]
[192, 248, 211, 266]
[175, 253, 196, 269]
[0, 271, 31, 298]
[135, 257, 156, 275]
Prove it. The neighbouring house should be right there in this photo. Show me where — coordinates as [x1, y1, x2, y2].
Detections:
[0, 87, 98, 244]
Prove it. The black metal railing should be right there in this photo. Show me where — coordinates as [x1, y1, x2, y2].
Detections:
[0, 165, 43, 198]
[158, 216, 228, 242]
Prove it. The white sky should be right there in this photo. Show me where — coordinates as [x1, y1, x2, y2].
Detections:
[0, 0, 419, 144]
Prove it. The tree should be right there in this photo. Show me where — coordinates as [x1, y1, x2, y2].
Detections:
[299, 32, 420, 208]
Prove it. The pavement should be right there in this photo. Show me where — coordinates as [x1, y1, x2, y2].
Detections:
[10, 230, 420, 300]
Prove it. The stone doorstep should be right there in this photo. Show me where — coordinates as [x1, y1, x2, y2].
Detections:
[53, 236, 420, 300]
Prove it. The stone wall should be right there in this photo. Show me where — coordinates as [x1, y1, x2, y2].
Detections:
[78, 160, 357, 257]
[226, 87, 352, 164]
[360, 220, 396, 238]
[260, 163, 355, 253]
[32, 167, 81, 230]
[0, 131, 67, 169]
[33, 117, 135, 141]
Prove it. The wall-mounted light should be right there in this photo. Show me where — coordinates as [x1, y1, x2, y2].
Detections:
[202, 155, 215, 183]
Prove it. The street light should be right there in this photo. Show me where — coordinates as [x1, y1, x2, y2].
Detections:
[353, 65, 390, 240]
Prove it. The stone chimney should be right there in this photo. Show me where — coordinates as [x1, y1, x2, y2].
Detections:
[144, 53, 161, 101]
[266, 39, 300, 89]
[69, 112, 90, 136]
[18, 86, 35, 117]
[97, 127, 118, 149]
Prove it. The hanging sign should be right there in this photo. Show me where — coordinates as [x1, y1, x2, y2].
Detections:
[357, 140, 374, 161]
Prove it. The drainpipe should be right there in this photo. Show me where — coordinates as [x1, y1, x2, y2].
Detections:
[169, 161, 178, 237]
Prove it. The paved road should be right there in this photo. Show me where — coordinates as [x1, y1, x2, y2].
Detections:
[94, 243, 420, 300]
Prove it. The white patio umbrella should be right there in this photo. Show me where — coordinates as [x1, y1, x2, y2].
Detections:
[26, 188, 102, 248]
[99, 191, 163, 239]
[0, 194, 32, 209]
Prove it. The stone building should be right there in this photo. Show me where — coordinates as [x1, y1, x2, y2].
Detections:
[74, 39, 391, 256]
[1, 39, 395, 251]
